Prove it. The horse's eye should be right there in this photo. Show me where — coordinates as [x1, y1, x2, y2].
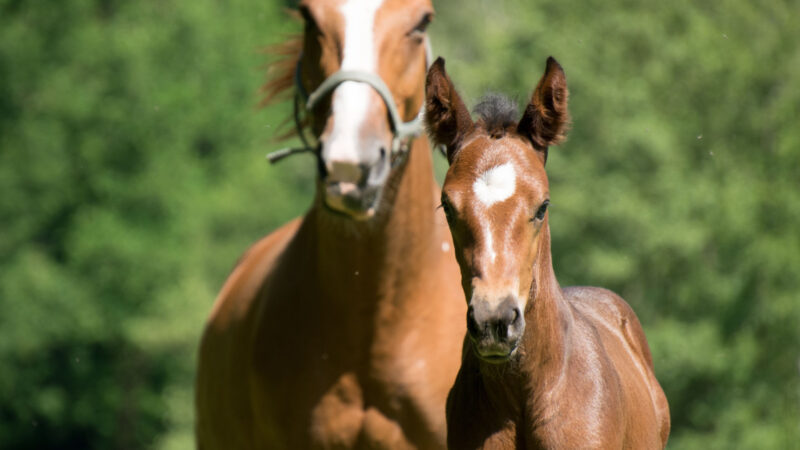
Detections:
[533, 200, 549, 221]
[299, 6, 318, 30]
[409, 12, 433, 36]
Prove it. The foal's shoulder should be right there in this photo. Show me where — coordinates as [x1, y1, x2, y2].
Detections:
[563, 286, 655, 368]
[562, 286, 634, 318]
[562, 287, 644, 346]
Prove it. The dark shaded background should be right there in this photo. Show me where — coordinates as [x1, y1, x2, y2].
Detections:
[1, 0, 798, 448]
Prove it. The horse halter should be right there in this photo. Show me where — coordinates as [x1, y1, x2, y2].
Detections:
[266, 39, 434, 164]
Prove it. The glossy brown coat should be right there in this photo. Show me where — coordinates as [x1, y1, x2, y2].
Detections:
[425, 57, 670, 449]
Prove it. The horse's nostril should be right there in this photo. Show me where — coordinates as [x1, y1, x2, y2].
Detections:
[325, 161, 370, 185]
[379, 147, 387, 159]
[358, 163, 372, 184]
[317, 153, 328, 179]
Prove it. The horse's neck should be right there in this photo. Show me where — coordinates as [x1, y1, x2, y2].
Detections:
[310, 137, 441, 311]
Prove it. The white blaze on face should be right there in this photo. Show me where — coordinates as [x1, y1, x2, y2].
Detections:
[326, 0, 385, 164]
[473, 163, 517, 206]
[472, 162, 517, 263]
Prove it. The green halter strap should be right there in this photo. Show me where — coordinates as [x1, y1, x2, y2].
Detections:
[266, 39, 433, 164]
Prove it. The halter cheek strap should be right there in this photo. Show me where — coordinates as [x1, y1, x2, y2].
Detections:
[266, 38, 433, 164]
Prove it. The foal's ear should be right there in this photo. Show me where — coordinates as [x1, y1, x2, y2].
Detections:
[425, 57, 474, 163]
[517, 57, 570, 163]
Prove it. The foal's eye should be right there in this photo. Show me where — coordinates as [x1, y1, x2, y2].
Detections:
[440, 198, 455, 223]
[532, 200, 550, 221]
[409, 12, 433, 36]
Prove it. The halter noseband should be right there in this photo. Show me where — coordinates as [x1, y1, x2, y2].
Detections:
[266, 39, 434, 164]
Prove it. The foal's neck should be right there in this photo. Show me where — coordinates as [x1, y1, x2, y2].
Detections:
[311, 138, 442, 308]
[523, 222, 570, 375]
[481, 223, 571, 398]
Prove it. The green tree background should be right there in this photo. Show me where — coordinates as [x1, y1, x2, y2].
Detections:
[1, 0, 797, 448]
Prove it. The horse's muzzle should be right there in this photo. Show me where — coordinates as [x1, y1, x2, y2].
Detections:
[323, 181, 382, 219]
[320, 151, 390, 219]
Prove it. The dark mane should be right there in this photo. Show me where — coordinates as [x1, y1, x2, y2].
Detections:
[473, 93, 518, 138]
[258, 9, 303, 140]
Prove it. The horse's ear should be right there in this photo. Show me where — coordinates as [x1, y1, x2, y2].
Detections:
[425, 57, 474, 164]
[517, 57, 570, 164]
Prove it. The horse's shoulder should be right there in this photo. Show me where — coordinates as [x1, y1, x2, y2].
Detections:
[196, 217, 305, 448]
[205, 216, 303, 329]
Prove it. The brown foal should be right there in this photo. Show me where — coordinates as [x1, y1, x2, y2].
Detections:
[195, 1, 465, 448]
[425, 57, 670, 449]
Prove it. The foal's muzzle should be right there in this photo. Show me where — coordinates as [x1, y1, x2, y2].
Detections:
[467, 296, 525, 363]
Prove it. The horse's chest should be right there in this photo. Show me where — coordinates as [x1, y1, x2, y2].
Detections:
[250, 287, 435, 448]
[252, 349, 416, 449]
[307, 372, 414, 449]
[308, 372, 366, 447]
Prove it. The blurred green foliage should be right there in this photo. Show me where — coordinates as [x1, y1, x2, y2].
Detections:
[0, 1, 312, 448]
[0, 0, 797, 448]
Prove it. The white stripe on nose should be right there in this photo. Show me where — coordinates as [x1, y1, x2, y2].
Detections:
[472, 163, 517, 263]
[325, 0, 385, 165]
[479, 215, 497, 263]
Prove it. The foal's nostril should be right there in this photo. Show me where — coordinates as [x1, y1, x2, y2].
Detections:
[495, 321, 508, 341]
[504, 308, 522, 338]
[499, 305, 518, 326]
[494, 299, 522, 340]
[467, 306, 481, 340]
[469, 299, 523, 343]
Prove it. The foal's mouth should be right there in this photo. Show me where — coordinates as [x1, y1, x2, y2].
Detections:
[473, 342, 519, 364]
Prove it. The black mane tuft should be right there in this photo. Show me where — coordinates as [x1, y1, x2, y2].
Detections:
[473, 93, 519, 138]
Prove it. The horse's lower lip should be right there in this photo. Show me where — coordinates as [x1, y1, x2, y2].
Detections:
[323, 183, 379, 219]
[322, 200, 375, 220]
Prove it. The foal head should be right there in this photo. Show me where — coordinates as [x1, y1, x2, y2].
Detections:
[297, 0, 434, 219]
[425, 57, 570, 363]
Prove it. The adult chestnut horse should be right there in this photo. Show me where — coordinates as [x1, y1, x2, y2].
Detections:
[425, 57, 670, 449]
[195, 1, 465, 449]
